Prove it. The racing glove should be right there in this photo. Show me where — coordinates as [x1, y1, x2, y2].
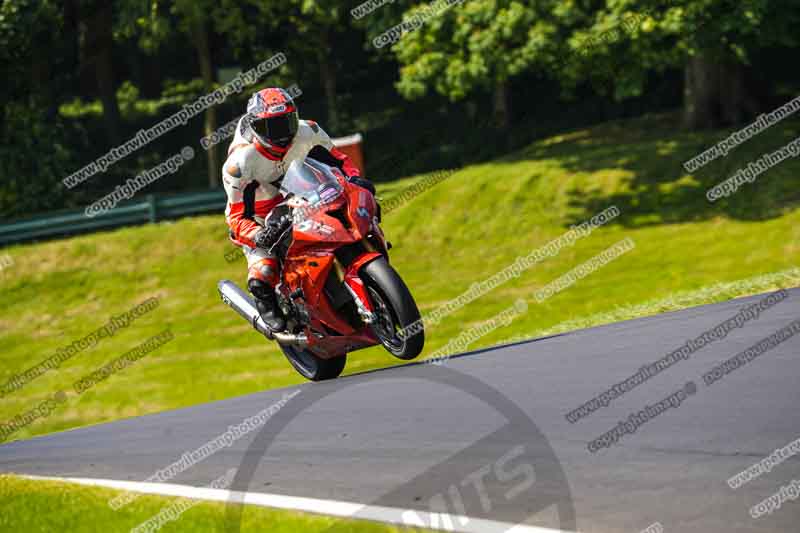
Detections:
[254, 214, 292, 250]
[347, 175, 376, 196]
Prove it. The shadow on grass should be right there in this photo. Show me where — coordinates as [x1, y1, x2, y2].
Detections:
[504, 112, 800, 229]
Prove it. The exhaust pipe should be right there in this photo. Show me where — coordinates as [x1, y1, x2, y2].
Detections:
[217, 280, 308, 347]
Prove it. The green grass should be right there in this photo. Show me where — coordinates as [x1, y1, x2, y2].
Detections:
[0, 475, 433, 532]
[494, 267, 800, 347]
[0, 111, 798, 444]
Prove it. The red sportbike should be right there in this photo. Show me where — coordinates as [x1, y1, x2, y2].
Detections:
[218, 158, 424, 381]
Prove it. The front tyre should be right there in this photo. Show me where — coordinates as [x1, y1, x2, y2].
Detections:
[279, 344, 346, 381]
[361, 257, 424, 360]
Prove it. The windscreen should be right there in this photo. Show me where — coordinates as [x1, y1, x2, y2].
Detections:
[280, 159, 343, 209]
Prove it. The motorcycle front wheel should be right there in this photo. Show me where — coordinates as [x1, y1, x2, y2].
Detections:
[361, 257, 424, 360]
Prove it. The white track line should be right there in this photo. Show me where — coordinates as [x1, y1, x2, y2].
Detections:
[23, 474, 578, 533]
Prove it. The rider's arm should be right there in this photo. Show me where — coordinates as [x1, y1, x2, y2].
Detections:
[305, 121, 362, 178]
[223, 154, 262, 248]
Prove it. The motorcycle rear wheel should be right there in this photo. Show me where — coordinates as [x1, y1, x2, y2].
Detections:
[279, 344, 347, 381]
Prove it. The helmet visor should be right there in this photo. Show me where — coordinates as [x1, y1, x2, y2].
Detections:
[253, 111, 299, 144]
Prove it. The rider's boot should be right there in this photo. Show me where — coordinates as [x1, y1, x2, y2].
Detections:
[248, 279, 286, 333]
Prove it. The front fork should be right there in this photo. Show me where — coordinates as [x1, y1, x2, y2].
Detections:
[335, 251, 382, 324]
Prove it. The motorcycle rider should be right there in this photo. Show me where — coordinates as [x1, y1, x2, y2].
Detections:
[223, 87, 375, 333]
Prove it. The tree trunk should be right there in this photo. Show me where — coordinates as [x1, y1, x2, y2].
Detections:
[492, 79, 510, 130]
[683, 51, 718, 130]
[683, 51, 759, 130]
[30, 31, 54, 115]
[465, 101, 478, 123]
[719, 61, 761, 125]
[318, 33, 339, 133]
[85, 3, 122, 145]
[63, 0, 80, 79]
[194, 22, 219, 189]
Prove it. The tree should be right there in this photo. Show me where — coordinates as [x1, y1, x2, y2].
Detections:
[279, 0, 356, 133]
[0, 0, 82, 218]
[391, 1, 545, 130]
[117, 0, 263, 188]
[673, 0, 798, 128]
[391, 0, 799, 131]
[172, 0, 221, 188]
[544, 0, 799, 129]
[82, 1, 123, 145]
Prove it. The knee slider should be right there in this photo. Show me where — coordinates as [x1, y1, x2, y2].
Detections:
[248, 279, 271, 300]
[249, 257, 279, 286]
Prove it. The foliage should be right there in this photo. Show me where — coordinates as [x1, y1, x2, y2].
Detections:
[392, 0, 800, 102]
[0, 102, 83, 219]
[1, 0, 799, 217]
[556, 0, 800, 99]
[0, 0, 63, 101]
[394, 0, 544, 101]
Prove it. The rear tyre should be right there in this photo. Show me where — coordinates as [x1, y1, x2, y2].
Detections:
[279, 344, 346, 381]
[361, 257, 424, 360]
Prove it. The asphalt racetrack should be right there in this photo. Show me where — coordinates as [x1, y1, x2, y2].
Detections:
[2, 289, 799, 532]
